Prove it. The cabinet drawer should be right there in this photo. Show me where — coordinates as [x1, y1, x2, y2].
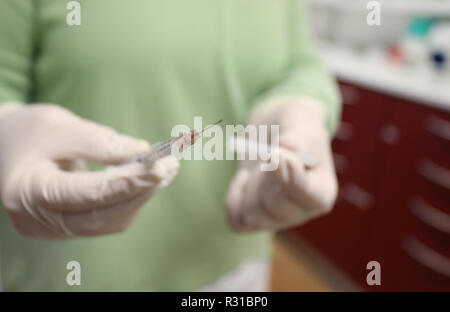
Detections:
[291, 82, 449, 291]
[291, 178, 372, 282]
[369, 96, 450, 291]
[333, 82, 389, 189]
[422, 110, 450, 150]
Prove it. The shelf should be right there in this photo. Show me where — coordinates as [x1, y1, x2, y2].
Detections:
[318, 44, 450, 110]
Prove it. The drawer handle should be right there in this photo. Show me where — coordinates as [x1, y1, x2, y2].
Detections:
[341, 183, 373, 211]
[425, 115, 450, 142]
[403, 235, 450, 278]
[410, 198, 450, 234]
[379, 124, 400, 145]
[418, 159, 450, 191]
[333, 153, 348, 174]
[340, 85, 359, 106]
[335, 122, 354, 142]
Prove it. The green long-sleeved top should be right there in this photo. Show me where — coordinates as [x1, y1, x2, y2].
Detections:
[0, 0, 340, 291]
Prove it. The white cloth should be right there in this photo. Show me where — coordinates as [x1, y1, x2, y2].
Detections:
[198, 258, 271, 292]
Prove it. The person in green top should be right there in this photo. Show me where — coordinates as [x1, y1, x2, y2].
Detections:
[0, 0, 340, 291]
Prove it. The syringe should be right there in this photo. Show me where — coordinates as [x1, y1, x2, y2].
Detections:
[133, 120, 223, 164]
[227, 136, 318, 168]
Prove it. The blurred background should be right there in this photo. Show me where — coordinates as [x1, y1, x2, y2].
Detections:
[271, 0, 450, 292]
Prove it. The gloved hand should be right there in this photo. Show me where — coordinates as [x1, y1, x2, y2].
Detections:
[0, 103, 179, 239]
[226, 96, 338, 232]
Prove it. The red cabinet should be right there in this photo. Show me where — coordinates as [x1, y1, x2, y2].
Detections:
[369, 99, 450, 291]
[289, 80, 450, 291]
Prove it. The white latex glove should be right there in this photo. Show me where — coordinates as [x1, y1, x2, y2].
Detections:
[226, 96, 338, 233]
[0, 103, 179, 239]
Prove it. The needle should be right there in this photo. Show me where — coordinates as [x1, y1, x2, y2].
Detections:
[133, 119, 223, 164]
[198, 119, 223, 135]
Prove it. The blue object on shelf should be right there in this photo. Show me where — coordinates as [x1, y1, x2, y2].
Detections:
[430, 50, 447, 70]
